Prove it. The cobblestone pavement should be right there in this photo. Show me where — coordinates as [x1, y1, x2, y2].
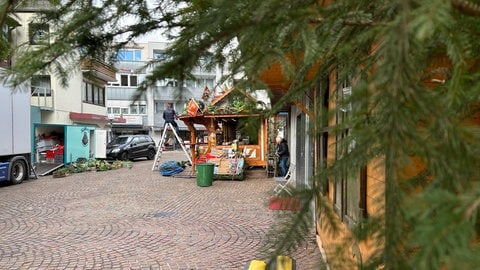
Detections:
[0, 151, 324, 270]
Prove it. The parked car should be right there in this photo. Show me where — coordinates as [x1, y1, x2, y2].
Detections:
[106, 135, 157, 161]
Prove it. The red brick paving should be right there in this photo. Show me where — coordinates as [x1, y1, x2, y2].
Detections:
[0, 151, 324, 269]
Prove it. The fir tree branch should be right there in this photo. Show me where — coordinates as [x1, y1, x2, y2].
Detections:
[452, 0, 480, 16]
[0, 0, 15, 29]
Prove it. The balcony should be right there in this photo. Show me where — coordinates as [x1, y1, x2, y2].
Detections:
[81, 58, 117, 83]
[31, 87, 54, 110]
[114, 61, 147, 74]
[15, 0, 52, 11]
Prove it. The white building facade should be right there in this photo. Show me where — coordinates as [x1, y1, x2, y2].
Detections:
[11, 2, 122, 173]
[106, 41, 219, 144]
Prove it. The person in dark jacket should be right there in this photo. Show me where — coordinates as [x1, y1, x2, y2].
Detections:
[163, 104, 179, 133]
[275, 136, 290, 177]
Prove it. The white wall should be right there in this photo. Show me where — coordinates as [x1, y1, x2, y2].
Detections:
[14, 12, 110, 127]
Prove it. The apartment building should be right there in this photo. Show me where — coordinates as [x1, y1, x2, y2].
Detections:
[106, 41, 219, 144]
[11, 1, 123, 174]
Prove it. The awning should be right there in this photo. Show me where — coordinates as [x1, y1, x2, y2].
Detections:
[70, 112, 126, 123]
[151, 124, 207, 132]
[202, 113, 260, 118]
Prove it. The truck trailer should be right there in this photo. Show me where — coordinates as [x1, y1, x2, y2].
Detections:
[0, 80, 33, 184]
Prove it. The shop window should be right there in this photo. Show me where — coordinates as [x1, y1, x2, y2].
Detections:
[219, 117, 259, 146]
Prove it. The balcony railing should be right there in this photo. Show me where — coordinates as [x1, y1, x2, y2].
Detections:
[31, 87, 54, 110]
[114, 61, 147, 74]
[81, 58, 117, 82]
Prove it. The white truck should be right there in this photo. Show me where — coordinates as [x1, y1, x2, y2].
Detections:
[0, 80, 33, 184]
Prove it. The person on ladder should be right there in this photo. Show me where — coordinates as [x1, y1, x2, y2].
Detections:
[163, 104, 180, 149]
[163, 103, 180, 133]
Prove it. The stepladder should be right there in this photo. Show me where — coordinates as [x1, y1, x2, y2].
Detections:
[151, 123, 192, 171]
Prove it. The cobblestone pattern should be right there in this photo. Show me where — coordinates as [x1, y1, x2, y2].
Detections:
[0, 152, 324, 270]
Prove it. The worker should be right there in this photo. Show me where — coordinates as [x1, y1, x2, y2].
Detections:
[163, 103, 179, 134]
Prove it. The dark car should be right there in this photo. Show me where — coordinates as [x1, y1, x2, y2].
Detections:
[106, 135, 157, 161]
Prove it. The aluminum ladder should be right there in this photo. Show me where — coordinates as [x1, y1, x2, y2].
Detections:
[151, 123, 192, 171]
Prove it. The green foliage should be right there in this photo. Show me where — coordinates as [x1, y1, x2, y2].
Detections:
[3, 0, 480, 268]
[0, 39, 12, 61]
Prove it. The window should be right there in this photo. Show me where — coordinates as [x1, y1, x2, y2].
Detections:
[130, 75, 137, 86]
[29, 23, 49, 45]
[31, 75, 52, 96]
[185, 80, 196, 88]
[155, 102, 164, 114]
[127, 104, 147, 115]
[153, 50, 170, 60]
[165, 79, 178, 87]
[98, 86, 104, 105]
[120, 75, 128, 86]
[109, 107, 127, 115]
[130, 104, 138, 114]
[198, 56, 213, 71]
[1, 24, 8, 41]
[117, 49, 141, 61]
[139, 105, 146, 114]
[83, 81, 105, 106]
[119, 74, 137, 87]
[333, 72, 367, 224]
[196, 78, 215, 89]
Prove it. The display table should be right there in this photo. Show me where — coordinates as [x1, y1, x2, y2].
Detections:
[206, 157, 245, 180]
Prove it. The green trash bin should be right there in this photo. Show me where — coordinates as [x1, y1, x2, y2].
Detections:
[196, 163, 214, 187]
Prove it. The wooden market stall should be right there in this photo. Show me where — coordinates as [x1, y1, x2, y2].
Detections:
[177, 87, 269, 179]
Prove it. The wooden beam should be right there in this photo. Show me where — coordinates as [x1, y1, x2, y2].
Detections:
[294, 101, 314, 119]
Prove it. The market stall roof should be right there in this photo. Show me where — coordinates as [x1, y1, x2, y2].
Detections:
[178, 113, 260, 119]
[202, 113, 260, 118]
[177, 89, 266, 139]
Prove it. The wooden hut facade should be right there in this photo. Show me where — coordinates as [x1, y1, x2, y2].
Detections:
[178, 87, 269, 175]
